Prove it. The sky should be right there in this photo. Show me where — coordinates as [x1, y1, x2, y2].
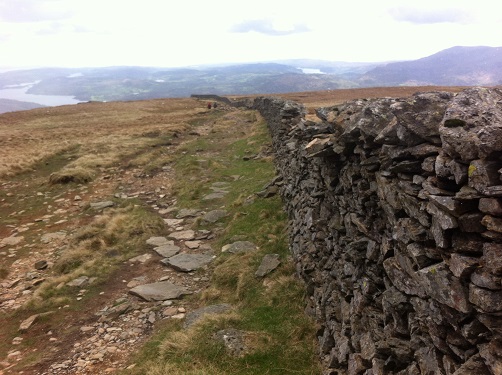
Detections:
[0, 0, 501, 69]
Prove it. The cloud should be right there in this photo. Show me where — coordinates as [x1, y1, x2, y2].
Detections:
[389, 6, 474, 24]
[231, 19, 310, 36]
[0, 0, 71, 23]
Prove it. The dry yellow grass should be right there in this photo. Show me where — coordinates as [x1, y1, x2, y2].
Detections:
[0, 98, 206, 178]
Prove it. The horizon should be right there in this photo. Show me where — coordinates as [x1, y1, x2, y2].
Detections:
[0, 44, 499, 72]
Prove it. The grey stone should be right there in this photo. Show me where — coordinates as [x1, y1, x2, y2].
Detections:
[167, 230, 195, 241]
[146, 236, 170, 247]
[255, 254, 281, 278]
[162, 253, 214, 272]
[129, 281, 190, 301]
[184, 304, 232, 328]
[214, 328, 247, 357]
[202, 210, 228, 223]
[176, 208, 201, 218]
[153, 243, 180, 258]
[67, 276, 90, 287]
[469, 284, 502, 312]
[221, 241, 257, 254]
[90, 201, 114, 210]
[440, 87, 502, 161]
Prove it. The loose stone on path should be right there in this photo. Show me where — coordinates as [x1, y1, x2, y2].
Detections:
[146, 237, 171, 247]
[202, 209, 228, 223]
[129, 281, 190, 301]
[162, 253, 214, 272]
[168, 230, 195, 241]
[153, 243, 180, 258]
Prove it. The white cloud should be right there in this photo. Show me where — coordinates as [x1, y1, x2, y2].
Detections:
[0, 0, 501, 68]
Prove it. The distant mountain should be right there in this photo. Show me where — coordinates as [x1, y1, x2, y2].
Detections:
[0, 47, 501, 108]
[0, 98, 45, 114]
[360, 46, 502, 86]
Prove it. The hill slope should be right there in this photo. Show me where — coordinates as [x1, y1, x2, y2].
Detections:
[0, 98, 45, 114]
[360, 46, 502, 86]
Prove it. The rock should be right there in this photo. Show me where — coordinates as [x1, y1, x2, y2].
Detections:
[163, 218, 184, 227]
[255, 254, 281, 278]
[126, 276, 146, 288]
[202, 210, 228, 223]
[469, 285, 502, 312]
[129, 281, 190, 301]
[440, 87, 502, 161]
[185, 241, 200, 249]
[479, 198, 502, 216]
[128, 253, 152, 263]
[221, 241, 257, 254]
[167, 230, 195, 241]
[0, 236, 24, 247]
[90, 201, 114, 210]
[452, 354, 490, 374]
[162, 253, 214, 272]
[153, 243, 180, 258]
[146, 236, 171, 247]
[19, 311, 54, 332]
[183, 304, 232, 328]
[176, 208, 201, 218]
[40, 231, 67, 244]
[67, 276, 90, 287]
[478, 340, 502, 375]
[34, 260, 48, 270]
[214, 328, 247, 356]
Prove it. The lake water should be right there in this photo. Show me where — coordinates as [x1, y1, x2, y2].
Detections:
[0, 84, 82, 106]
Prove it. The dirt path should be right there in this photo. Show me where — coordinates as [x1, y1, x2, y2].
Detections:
[0, 109, 221, 374]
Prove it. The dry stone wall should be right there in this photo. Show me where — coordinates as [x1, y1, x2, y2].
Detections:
[252, 88, 502, 374]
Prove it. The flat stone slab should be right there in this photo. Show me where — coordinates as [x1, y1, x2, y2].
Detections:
[128, 253, 152, 263]
[185, 241, 201, 249]
[153, 243, 181, 258]
[202, 210, 228, 223]
[168, 230, 195, 241]
[255, 254, 281, 278]
[162, 253, 214, 272]
[90, 201, 114, 210]
[176, 209, 201, 218]
[184, 304, 232, 328]
[164, 218, 184, 227]
[129, 281, 190, 301]
[146, 236, 171, 247]
[221, 241, 257, 254]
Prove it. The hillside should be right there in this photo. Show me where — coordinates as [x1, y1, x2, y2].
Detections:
[0, 46, 499, 107]
[0, 97, 324, 374]
[0, 98, 45, 114]
[360, 46, 502, 86]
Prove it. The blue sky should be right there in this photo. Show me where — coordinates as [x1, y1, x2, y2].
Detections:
[0, 0, 501, 68]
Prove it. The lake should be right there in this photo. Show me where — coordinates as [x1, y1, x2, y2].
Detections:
[0, 84, 82, 106]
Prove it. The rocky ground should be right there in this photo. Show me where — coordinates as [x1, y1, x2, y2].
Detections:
[0, 108, 273, 374]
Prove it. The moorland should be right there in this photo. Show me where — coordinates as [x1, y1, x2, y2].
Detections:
[0, 86, 472, 374]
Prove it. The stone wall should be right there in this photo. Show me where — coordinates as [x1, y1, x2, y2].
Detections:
[252, 88, 502, 374]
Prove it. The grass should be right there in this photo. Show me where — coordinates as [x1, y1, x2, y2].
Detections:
[122, 108, 321, 375]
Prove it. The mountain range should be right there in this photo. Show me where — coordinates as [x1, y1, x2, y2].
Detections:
[0, 46, 500, 113]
